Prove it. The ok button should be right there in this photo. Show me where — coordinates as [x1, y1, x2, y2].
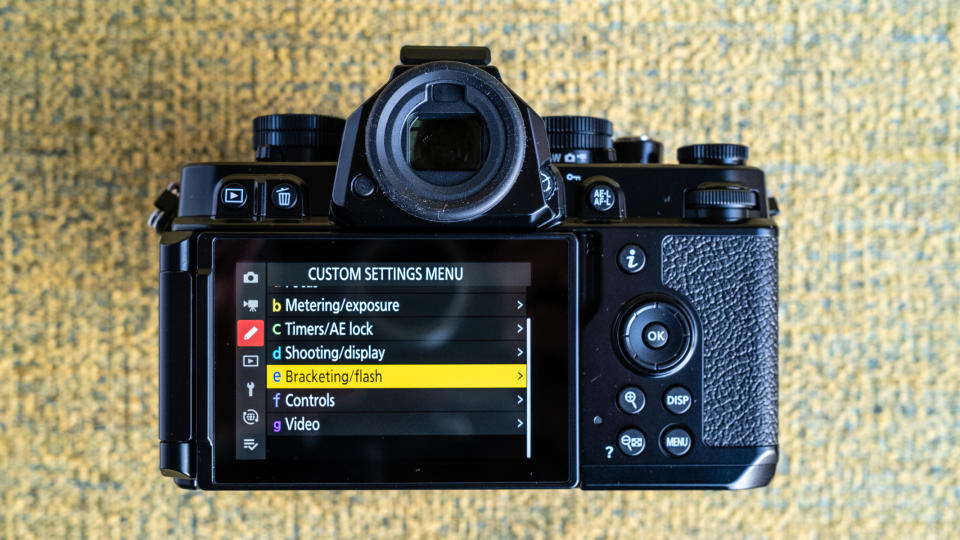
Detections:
[642, 323, 669, 349]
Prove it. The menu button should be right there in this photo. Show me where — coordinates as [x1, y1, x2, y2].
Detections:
[661, 426, 693, 457]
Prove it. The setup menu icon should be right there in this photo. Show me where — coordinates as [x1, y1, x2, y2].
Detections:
[237, 320, 264, 347]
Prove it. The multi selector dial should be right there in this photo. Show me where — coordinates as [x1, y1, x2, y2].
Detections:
[619, 300, 694, 373]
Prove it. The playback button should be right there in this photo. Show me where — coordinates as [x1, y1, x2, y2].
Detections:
[218, 179, 256, 218]
[220, 183, 249, 208]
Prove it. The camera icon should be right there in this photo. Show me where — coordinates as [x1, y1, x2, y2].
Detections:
[242, 271, 259, 284]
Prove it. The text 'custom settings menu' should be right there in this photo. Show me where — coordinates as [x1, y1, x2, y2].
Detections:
[234, 262, 533, 460]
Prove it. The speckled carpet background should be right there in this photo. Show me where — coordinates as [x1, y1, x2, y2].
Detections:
[1, 0, 958, 537]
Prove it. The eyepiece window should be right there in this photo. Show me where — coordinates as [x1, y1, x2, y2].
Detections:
[364, 61, 526, 222]
[407, 116, 486, 172]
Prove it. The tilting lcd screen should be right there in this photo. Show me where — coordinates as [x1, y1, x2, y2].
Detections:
[210, 236, 576, 486]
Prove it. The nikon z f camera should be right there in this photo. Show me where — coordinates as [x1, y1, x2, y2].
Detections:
[151, 46, 779, 490]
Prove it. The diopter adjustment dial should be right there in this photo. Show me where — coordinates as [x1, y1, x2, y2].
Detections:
[677, 143, 749, 166]
[613, 136, 663, 164]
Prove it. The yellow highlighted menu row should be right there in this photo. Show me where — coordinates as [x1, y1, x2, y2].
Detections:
[267, 364, 527, 389]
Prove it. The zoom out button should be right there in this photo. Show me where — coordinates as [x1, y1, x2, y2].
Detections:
[617, 428, 646, 456]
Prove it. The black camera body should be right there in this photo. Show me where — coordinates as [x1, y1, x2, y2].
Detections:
[153, 46, 779, 490]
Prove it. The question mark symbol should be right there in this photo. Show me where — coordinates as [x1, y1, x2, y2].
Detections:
[604, 446, 614, 459]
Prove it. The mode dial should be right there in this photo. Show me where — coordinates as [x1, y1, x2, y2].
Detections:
[544, 115, 616, 164]
[253, 114, 346, 162]
[677, 143, 748, 166]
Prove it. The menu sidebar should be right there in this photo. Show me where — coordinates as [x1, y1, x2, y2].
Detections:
[236, 263, 266, 460]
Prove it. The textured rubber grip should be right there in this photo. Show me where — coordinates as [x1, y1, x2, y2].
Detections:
[661, 234, 778, 447]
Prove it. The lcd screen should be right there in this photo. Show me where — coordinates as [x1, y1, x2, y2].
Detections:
[206, 235, 576, 487]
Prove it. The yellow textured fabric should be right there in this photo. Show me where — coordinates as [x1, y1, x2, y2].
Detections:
[1, 1, 959, 537]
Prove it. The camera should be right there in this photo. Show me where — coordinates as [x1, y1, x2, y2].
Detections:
[151, 46, 779, 490]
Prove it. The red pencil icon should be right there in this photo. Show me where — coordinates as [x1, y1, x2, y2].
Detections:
[237, 320, 264, 347]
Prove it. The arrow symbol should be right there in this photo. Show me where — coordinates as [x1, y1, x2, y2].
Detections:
[517, 371, 524, 381]
[517, 347, 524, 357]
[517, 394, 524, 405]
[516, 300, 524, 310]
[517, 323, 524, 334]
[517, 418, 524, 428]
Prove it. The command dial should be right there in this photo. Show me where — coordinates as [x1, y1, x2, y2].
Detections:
[686, 182, 758, 222]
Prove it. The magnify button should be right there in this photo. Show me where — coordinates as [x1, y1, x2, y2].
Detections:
[617, 386, 645, 415]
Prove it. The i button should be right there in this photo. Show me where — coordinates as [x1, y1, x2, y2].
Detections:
[617, 244, 646, 274]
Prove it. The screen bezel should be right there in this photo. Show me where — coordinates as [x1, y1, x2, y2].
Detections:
[201, 234, 578, 488]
